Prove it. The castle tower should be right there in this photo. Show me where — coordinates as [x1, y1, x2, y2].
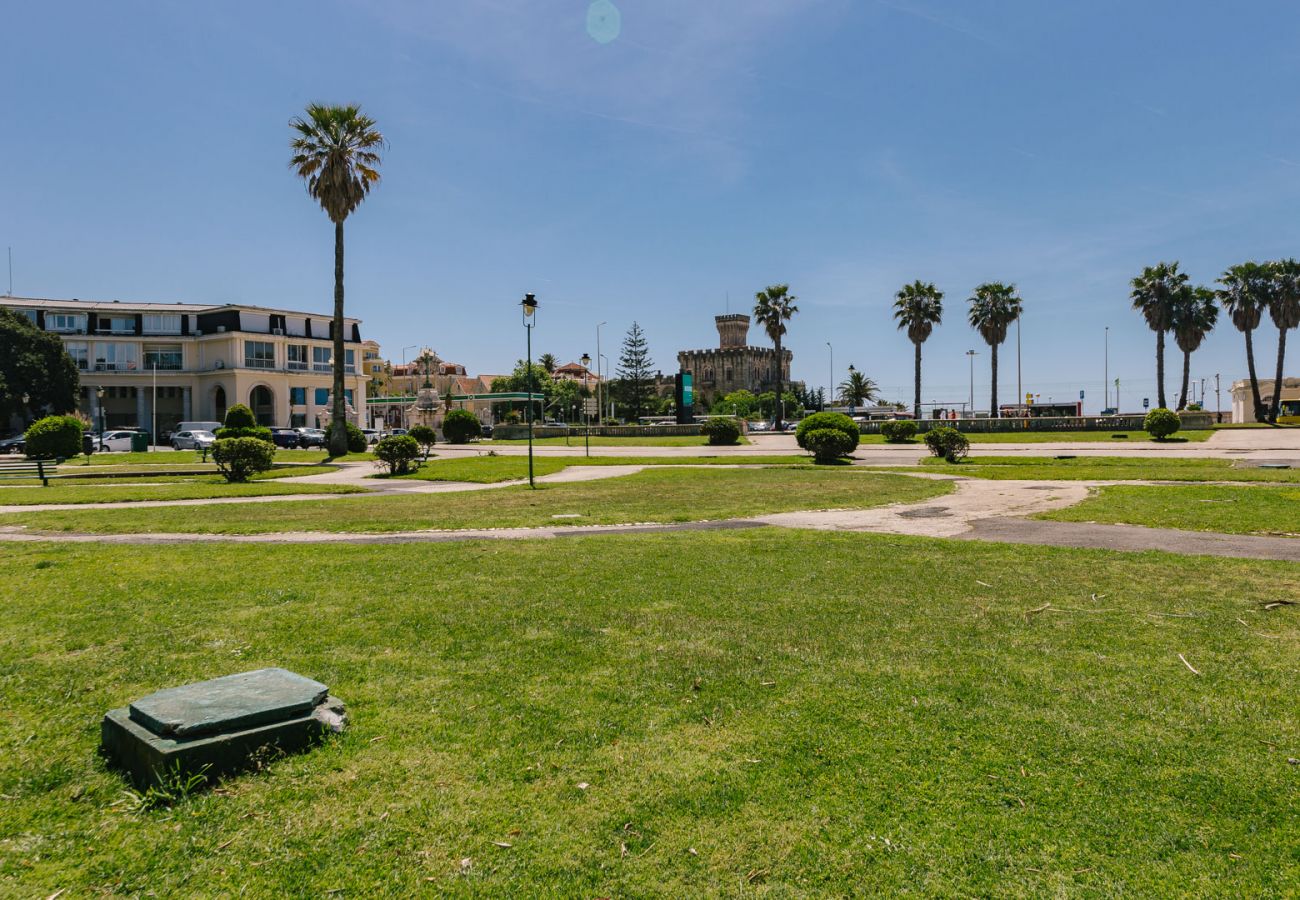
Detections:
[715, 314, 750, 349]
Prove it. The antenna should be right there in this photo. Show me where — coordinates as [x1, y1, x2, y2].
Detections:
[6, 247, 11, 296]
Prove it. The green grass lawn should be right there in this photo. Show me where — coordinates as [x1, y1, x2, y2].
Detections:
[2, 532, 1298, 895]
[1041, 484, 1300, 536]
[910, 456, 1300, 482]
[857, 429, 1214, 445]
[1, 465, 341, 489]
[488, 434, 750, 447]
[0, 479, 363, 505]
[61, 449, 370, 466]
[0, 468, 945, 534]
[399, 454, 815, 483]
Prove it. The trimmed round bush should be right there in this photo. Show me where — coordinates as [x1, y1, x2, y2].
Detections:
[24, 415, 85, 459]
[215, 403, 272, 442]
[700, 417, 741, 446]
[804, 427, 856, 463]
[212, 437, 276, 483]
[408, 424, 436, 457]
[923, 426, 970, 462]
[795, 412, 859, 451]
[1144, 407, 1181, 440]
[374, 434, 421, 475]
[442, 409, 481, 444]
[323, 421, 367, 454]
[879, 419, 918, 443]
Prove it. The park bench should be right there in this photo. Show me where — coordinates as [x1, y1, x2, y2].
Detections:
[0, 457, 59, 487]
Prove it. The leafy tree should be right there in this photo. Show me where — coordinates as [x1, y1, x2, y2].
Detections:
[1130, 262, 1187, 410]
[547, 377, 580, 421]
[892, 281, 944, 420]
[1170, 285, 1218, 410]
[1217, 262, 1272, 422]
[966, 283, 1022, 417]
[374, 434, 420, 475]
[793, 384, 824, 413]
[753, 285, 798, 430]
[491, 360, 554, 421]
[25, 415, 84, 459]
[323, 420, 367, 454]
[538, 353, 558, 374]
[837, 370, 878, 408]
[1266, 259, 1300, 423]
[442, 408, 480, 443]
[712, 389, 759, 418]
[289, 103, 385, 456]
[756, 391, 803, 420]
[613, 321, 655, 421]
[0, 308, 79, 427]
[408, 424, 436, 459]
[216, 403, 272, 442]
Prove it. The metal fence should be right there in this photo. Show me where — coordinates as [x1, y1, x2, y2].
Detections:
[857, 412, 1216, 435]
[492, 423, 704, 440]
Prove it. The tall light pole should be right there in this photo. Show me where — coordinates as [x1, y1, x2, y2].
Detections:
[596, 321, 606, 426]
[826, 341, 833, 410]
[599, 353, 609, 421]
[521, 294, 538, 488]
[847, 363, 856, 416]
[1103, 325, 1109, 412]
[966, 349, 978, 416]
[580, 352, 592, 457]
[1215, 373, 1222, 422]
[95, 386, 106, 445]
[1016, 311, 1022, 417]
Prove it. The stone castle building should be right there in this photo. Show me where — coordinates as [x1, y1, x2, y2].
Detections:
[677, 314, 792, 408]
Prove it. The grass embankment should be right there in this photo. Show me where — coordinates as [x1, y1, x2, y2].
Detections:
[858, 429, 1214, 445]
[2, 533, 1298, 895]
[401, 455, 815, 483]
[488, 434, 749, 447]
[1041, 484, 1300, 536]
[0, 468, 945, 534]
[912, 456, 1300, 482]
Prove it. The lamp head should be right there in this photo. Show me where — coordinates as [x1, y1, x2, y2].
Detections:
[521, 293, 538, 317]
[580, 353, 591, 367]
[848, 364, 855, 373]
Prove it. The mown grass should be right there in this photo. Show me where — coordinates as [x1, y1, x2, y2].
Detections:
[1, 533, 1298, 895]
[0, 468, 945, 534]
[1041, 483, 1300, 536]
[910, 456, 1300, 482]
[856, 429, 1215, 445]
[0, 478, 363, 505]
[399, 455, 815, 483]
[59, 449, 339, 466]
[488, 434, 749, 447]
[1, 465, 341, 489]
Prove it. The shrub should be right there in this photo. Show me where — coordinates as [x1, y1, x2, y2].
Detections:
[795, 412, 859, 451]
[215, 403, 272, 443]
[374, 434, 421, 475]
[323, 421, 367, 454]
[24, 415, 85, 459]
[923, 426, 970, 462]
[408, 424, 436, 458]
[879, 419, 918, 443]
[442, 409, 481, 444]
[212, 437, 275, 483]
[222, 403, 257, 429]
[804, 427, 856, 463]
[1144, 407, 1181, 440]
[700, 417, 741, 446]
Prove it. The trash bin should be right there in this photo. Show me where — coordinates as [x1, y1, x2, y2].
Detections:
[130, 432, 149, 453]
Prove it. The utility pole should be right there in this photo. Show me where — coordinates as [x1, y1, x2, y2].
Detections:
[966, 349, 978, 415]
[1103, 325, 1109, 412]
[1215, 373, 1222, 423]
[1016, 311, 1022, 417]
[826, 341, 833, 409]
[596, 321, 606, 425]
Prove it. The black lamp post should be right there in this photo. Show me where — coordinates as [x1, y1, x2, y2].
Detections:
[580, 353, 592, 457]
[521, 293, 538, 488]
[847, 364, 856, 417]
[95, 386, 106, 446]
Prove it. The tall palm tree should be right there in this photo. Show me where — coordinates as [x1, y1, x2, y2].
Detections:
[1266, 258, 1300, 423]
[538, 353, 558, 374]
[289, 104, 385, 456]
[1170, 285, 1218, 410]
[1130, 262, 1187, 410]
[838, 369, 878, 407]
[753, 284, 798, 430]
[1217, 262, 1271, 422]
[966, 283, 1022, 418]
[892, 281, 944, 420]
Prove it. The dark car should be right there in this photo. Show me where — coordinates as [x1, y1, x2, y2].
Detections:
[294, 427, 326, 448]
[0, 435, 26, 455]
[268, 428, 301, 449]
[480, 423, 494, 439]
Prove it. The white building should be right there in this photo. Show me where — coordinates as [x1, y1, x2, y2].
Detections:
[1231, 377, 1300, 423]
[2, 296, 370, 433]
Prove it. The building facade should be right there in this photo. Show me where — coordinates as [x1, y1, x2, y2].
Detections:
[677, 314, 792, 408]
[1231, 377, 1300, 422]
[2, 297, 369, 433]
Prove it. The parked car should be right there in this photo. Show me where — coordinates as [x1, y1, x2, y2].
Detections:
[480, 423, 494, 439]
[542, 420, 567, 428]
[295, 427, 326, 448]
[171, 429, 217, 450]
[361, 428, 380, 445]
[97, 430, 143, 452]
[0, 435, 26, 455]
[388, 428, 408, 436]
[177, 420, 223, 435]
[268, 427, 301, 449]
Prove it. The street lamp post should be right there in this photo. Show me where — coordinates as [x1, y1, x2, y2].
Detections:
[522, 294, 538, 488]
[95, 386, 106, 445]
[596, 321, 606, 426]
[966, 350, 978, 416]
[826, 341, 833, 411]
[581, 353, 593, 458]
[847, 363, 856, 416]
[1103, 325, 1109, 412]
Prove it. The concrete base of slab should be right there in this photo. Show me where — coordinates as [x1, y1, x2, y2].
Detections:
[101, 695, 346, 788]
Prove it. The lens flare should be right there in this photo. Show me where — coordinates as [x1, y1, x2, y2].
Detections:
[586, 0, 621, 44]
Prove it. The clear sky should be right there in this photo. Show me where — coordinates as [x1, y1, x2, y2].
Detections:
[4, 1, 1300, 413]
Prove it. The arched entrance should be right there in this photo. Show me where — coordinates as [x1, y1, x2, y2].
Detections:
[250, 385, 275, 426]
[213, 386, 227, 423]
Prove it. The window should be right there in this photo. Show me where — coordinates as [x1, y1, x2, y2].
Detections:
[142, 314, 182, 334]
[98, 315, 135, 334]
[290, 387, 306, 406]
[94, 342, 139, 371]
[313, 347, 331, 372]
[18, 309, 38, 324]
[244, 341, 274, 369]
[287, 345, 308, 370]
[47, 312, 87, 333]
[65, 341, 89, 370]
[344, 389, 354, 404]
[143, 344, 183, 371]
[314, 387, 329, 406]
[344, 349, 356, 374]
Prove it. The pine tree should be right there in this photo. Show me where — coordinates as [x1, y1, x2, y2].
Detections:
[613, 322, 656, 421]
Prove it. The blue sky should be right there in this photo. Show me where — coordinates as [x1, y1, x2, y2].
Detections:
[4, 0, 1300, 412]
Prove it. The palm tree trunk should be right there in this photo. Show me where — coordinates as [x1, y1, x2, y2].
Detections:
[989, 343, 999, 418]
[773, 337, 784, 431]
[1155, 330, 1166, 409]
[1244, 327, 1264, 421]
[329, 220, 348, 457]
[1271, 327, 1288, 423]
[1178, 349, 1191, 411]
[913, 341, 922, 421]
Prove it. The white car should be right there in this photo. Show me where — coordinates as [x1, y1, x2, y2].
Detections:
[97, 430, 142, 452]
[171, 429, 216, 450]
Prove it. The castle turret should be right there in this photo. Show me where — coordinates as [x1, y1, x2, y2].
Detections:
[715, 314, 750, 349]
